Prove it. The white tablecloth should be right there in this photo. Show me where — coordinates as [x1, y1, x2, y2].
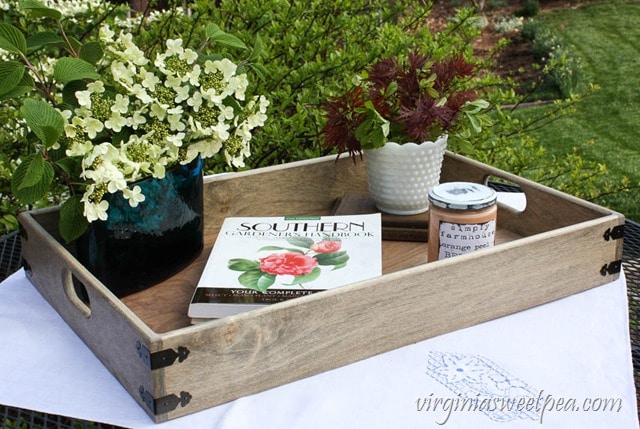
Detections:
[1, 268, 638, 429]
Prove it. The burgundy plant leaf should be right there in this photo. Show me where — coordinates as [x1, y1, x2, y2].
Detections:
[321, 86, 367, 162]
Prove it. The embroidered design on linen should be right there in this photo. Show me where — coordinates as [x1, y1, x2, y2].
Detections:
[426, 351, 540, 422]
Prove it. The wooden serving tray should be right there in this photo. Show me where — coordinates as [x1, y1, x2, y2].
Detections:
[18, 152, 624, 422]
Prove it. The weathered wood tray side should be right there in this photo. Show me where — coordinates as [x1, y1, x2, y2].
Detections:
[18, 207, 160, 413]
[18, 153, 624, 423]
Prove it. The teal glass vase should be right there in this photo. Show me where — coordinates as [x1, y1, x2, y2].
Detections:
[76, 157, 204, 298]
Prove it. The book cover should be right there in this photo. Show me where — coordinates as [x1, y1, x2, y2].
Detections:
[188, 213, 382, 320]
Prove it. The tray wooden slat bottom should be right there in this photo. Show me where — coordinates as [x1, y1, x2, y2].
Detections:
[122, 227, 522, 333]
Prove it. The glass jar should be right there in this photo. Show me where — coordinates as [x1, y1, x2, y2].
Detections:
[427, 182, 497, 262]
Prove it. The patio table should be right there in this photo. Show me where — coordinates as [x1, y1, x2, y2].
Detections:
[1, 214, 640, 428]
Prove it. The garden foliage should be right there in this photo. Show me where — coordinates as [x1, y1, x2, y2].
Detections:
[0, 0, 632, 234]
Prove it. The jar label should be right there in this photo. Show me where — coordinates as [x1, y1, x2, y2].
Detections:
[438, 219, 496, 260]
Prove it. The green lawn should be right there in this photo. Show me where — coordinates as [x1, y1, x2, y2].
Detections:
[519, 0, 640, 221]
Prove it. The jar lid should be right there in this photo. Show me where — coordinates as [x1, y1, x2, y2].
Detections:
[428, 182, 497, 210]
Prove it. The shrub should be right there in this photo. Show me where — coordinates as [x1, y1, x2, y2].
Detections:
[515, 0, 540, 18]
[0, 0, 630, 233]
[194, 0, 488, 170]
[520, 17, 583, 98]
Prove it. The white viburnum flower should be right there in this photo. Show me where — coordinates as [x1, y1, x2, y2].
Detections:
[167, 114, 186, 132]
[166, 132, 185, 147]
[152, 162, 166, 179]
[165, 74, 182, 90]
[231, 74, 249, 100]
[174, 85, 190, 103]
[66, 140, 93, 157]
[111, 61, 135, 87]
[63, 115, 82, 138]
[117, 31, 147, 66]
[87, 80, 105, 94]
[212, 58, 237, 80]
[75, 89, 93, 108]
[165, 39, 184, 56]
[111, 94, 129, 114]
[150, 102, 168, 120]
[122, 185, 146, 207]
[83, 199, 110, 222]
[82, 142, 116, 170]
[187, 64, 201, 86]
[104, 112, 128, 132]
[99, 24, 115, 41]
[218, 105, 235, 121]
[187, 91, 203, 112]
[81, 187, 109, 222]
[181, 48, 198, 64]
[187, 139, 223, 161]
[141, 70, 160, 91]
[106, 171, 128, 193]
[129, 83, 153, 104]
[82, 117, 105, 139]
[128, 111, 147, 128]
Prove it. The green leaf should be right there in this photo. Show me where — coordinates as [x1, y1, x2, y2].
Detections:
[15, 151, 46, 189]
[78, 41, 104, 65]
[11, 153, 54, 204]
[285, 236, 314, 249]
[27, 31, 65, 51]
[19, 0, 63, 19]
[287, 267, 321, 285]
[21, 98, 65, 147]
[0, 22, 27, 54]
[0, 62, 25, 96]
[256, 273, 277, 292]
[61, 80, 86, 107]
[238, 269, 275, 292]
[248, 35, 264, 62]
[467, 113, 481, 132]
[206, 24, 247, 50]
[59, 195, 88, 243]
[315, 251, 349, 266]
[53, 57, 100, 84]
[0, 69, 34, 100]
[54, 156, 82, 178]
[248, 63, 268, 81]
[227, 258, 260, 271]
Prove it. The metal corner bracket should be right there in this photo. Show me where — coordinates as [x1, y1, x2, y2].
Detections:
[136, 341, 190, 370]
[603, 225, 625, 241]
[139, 386, 192, 415]
[600, 260, 622, 276]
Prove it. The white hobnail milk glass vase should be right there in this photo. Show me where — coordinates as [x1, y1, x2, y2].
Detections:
[364, 134, 448, 215]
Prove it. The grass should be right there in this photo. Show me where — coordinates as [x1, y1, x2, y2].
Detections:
[517, 0, 640, 221]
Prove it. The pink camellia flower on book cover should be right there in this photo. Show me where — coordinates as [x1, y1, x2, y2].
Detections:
[229, 236, 349, 291]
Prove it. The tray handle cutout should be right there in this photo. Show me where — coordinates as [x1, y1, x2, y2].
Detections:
[485, 175, 527, 213]
[62, 267, 92, 318]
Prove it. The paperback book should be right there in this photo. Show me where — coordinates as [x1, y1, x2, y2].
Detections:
[188, 213, 382, 320]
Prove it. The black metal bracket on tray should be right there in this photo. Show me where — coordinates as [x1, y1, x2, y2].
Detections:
[604, 224, 625, 241]
[600, 225, 624, 276]
[136, 341, 190, 370]
[601, 260, 623, 276]
[139, 386, 192, 415]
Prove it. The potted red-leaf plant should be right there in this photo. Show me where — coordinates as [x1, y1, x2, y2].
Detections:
[322, 50, 490, 215]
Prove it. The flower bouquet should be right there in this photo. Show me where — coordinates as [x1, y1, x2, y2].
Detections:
[1, 1, 269, 242]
